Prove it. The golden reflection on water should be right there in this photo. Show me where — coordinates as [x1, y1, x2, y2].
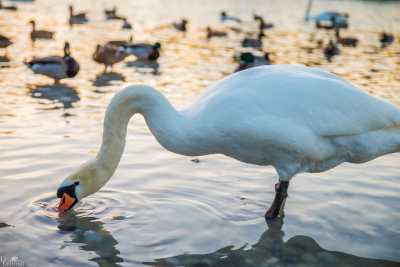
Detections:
[0, 0, 399, 108]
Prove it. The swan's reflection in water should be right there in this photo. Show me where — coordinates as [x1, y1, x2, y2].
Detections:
[148, 218, 399, 267]
[93, 72, 125, 87]
[30, 84, 80, 109]
[56, 213, 399, 267]
[57, 212, 123, 267]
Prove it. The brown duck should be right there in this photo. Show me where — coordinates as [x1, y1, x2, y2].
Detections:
[29, 20, 55, 41]
[93, 44, 128, 72]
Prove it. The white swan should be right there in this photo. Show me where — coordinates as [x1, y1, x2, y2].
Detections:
[57, 65, 400, 219]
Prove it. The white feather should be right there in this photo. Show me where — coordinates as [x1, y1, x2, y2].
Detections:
[60, 65, 400, 199]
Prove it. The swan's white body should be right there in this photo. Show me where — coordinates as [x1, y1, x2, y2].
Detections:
[60, 65, 400, 201]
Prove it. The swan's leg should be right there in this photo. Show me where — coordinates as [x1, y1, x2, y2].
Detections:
[265, 181, 289, 220]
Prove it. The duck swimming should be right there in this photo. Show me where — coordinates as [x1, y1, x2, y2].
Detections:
[242, 31, 264, 49]
[69, 5, 89, 26]
[220, 11, 241, 23]
[0, 0, 17, 11]
[172, 19, 188, 32]
[235, 52, 270, 72]
[56, 65, 400, 220]
[25, 42, 80, 84]
[335, 27, 358, 47]
[121, 18, 132, 30]
[254, 15, 274, 30]
[104, 6, 124, 20]
[380, 32, 394, 48]
[324, 40, 340, 62]
[206, 26, 227, 39]
[29, 20, 55, 41]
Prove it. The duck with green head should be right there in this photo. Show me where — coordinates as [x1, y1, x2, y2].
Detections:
[235, 52, 270, 72]
[25, 42, 80, 84]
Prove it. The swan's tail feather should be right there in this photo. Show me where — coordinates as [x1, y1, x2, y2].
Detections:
[336, 127, 400, 164]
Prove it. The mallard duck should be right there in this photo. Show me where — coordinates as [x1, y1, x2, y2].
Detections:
[69, 5, 88, 26]
[242, 32, 264, 49]
[335, 27, 358, 47]
[25, 42, 80, 84]
[206, 26, 227, 39]
[29, 20, 54, 41]
[122, 42, 161, 61]
[380, 32, 394, 48]
[93, 44, 128, 72]
[172, 19, 188, 32]
[0, 34, 12, 55]
[104, 6, 124, 20]
[235, 52, 270, 72]
[121, 18, 132, 30]
[254, 15, 274, 30]
[220, 11, 241, 23]
[56, 65, 400, 220]
[324, 40, 340, 62]
[0, 0, 17, 11]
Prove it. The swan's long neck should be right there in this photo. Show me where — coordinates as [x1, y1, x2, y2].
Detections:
[95, 95, 131, 176]
[92, 85, 200, 187]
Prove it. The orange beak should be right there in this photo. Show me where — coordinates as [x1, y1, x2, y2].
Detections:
[57, 193, 77, 213]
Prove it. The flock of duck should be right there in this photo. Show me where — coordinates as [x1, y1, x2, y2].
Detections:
[0, 0, 397, 85]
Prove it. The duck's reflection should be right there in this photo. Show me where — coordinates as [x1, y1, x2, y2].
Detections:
[126, 59, 160, 75]
[30, 84, 80, 109]
[93, 72, 125, 87]
[57, 213, 123, 267]
[0, 55, 10, 68]
[57, 214, 399, 267]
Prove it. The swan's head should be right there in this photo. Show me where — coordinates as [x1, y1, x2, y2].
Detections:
[56, 161, 106, 212]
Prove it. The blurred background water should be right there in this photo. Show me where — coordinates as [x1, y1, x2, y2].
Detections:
[0, 0, 399, 266]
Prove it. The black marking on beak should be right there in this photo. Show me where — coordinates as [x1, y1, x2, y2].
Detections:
[57, 181, 79, 198]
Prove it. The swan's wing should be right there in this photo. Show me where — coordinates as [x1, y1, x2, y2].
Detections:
[187, 65, 400, 138]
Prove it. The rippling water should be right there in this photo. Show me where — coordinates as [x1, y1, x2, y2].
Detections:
[1, 0, 400, 266]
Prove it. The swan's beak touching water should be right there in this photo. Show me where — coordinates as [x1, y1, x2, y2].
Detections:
[57, 181, 80, 212]
[56, 160, 108, 212]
